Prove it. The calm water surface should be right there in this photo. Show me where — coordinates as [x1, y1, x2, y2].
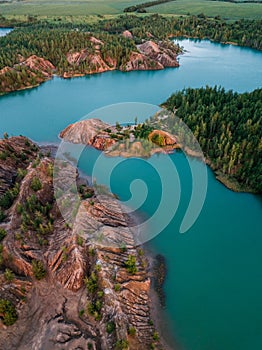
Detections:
[0, 28, 13, 36]
[0, 39, 261, 350]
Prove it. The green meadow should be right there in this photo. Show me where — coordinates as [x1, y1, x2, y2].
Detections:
[0, 0, 261, 19]
[147, 0, 262, 20]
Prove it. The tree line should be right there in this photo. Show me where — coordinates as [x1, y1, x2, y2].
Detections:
[162, 86, 262, 193]
[0, 14, 261, 93]
[123, 0, 175, 13]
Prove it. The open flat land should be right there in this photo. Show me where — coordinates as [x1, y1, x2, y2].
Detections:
[0, 0, 262, 19]
[148, 0, 262, 19]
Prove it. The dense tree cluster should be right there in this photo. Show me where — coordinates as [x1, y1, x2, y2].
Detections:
[95, 14, 262, 49]
[0, 299, 18, 326]
[0, 14, 261, 93]
[123, 0, 174, 13]
[0, 14, 261, 71]
[0, 24, 136, 72]
[162, 87, 262, 192]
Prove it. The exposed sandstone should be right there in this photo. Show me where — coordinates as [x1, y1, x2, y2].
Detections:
[0, 136, 164, 350]
[59, 118, 112, 145]
[20, 55, 55, 77]
[0, 136, 38, 196]
[120, 51, 164, 71]
[0, 55, 55, 93]
[122, 30, 133, 39]
[137, 40, 180, 68]
[149, 129, 178, 146]
[60, 118, 180, 158]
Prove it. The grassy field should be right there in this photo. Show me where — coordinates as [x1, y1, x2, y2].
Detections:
[148, 0, 262, 19]
[0, 0, 143, 16]
[0, 0, 261, 19]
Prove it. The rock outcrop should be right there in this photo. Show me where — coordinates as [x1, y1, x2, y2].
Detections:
[60, 118, 180, 158]
[0, 136, 38, 196]
[20, 55, 55, 77]
[0, 55, 55, 93]
[137, 40, 180, 68]
[63, 36, 180, 76]
[149, 130, 178, 146]
[59, 118, 115, 148]
[122, 30, 133, 39]
[120, 51, 164, 71]
[0, 35, 180, 94]
[0, 136, 163, 350]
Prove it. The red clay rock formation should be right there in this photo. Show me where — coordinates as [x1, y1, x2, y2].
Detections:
[0, 136, 163, 349]
[60, 118, 112, 146]
[138, 40, 180, 67]
[0, 56, 55, 93]
[120, 51, 164, 71]
[122, 30, 133, 39]
[21, 55, 55, 76]
[149, 129, 178, 146]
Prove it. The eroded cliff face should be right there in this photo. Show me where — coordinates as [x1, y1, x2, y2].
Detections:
[0, 55, 55, 93]
[137, 41, 180, 68]
[60, 118, 180, 158]
[0, 136, 164, 350]
[0, 34, 180, 93]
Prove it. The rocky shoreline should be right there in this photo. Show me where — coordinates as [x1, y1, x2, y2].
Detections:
[0, 37, 181, 95]
[60, 118, 180, 159]
[0, 135, 169, 350]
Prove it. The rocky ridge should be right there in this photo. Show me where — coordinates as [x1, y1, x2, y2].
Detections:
[0, 55, 55, 93]
[60, 118, 179, 158]
[0, 136, 164, 350]
[0, 35, 180, 93]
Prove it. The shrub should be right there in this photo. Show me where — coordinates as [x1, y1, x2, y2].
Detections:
[0, 209, 5, 223]
[46, 163, 53, 177]
[17, 168, 27, 181]
[128, 327, 136, 336]
[0, 183, 20, 210]
[0, 228, 7, 241]
[153, 331, 159, 341]
[32, 260, 46, 280]
[0, 299, 18, 326]
[115, 339, 129, 350]
[125, 255, 137, 275]
[4, 268, 14, 282]
[106, 321, 115, 334]
[138, 248, 144, 256]
[79, 309, 85, 317]
[97, 290, 104, 298]
[0, 151, 8, 160]
[30, 177, 42, 192]
[87, 301, 102, 321]
[76, 235, 84, 246]
[114, 283, 121, 292]
[84, 272, 98, 294]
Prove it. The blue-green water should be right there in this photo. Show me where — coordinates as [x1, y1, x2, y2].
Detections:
[0, 39, 262, 350]
[0, 28, 12, 37]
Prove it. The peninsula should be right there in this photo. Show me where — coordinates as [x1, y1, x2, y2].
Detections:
[0, 135, 165, 350]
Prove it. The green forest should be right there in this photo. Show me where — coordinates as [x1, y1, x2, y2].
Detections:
[0, 14, 261, 93]
[123, 0, 175, 13]
[162, 87, 262, 193]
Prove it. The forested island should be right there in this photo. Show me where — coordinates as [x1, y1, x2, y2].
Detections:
[161, 87, 262, 193]
[58, 85, 262, 195]
[0, 14, 261, 94]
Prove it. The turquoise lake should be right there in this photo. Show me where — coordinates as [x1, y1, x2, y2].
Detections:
[0, 38, 262, 350]
[0, 28, 12, 37]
